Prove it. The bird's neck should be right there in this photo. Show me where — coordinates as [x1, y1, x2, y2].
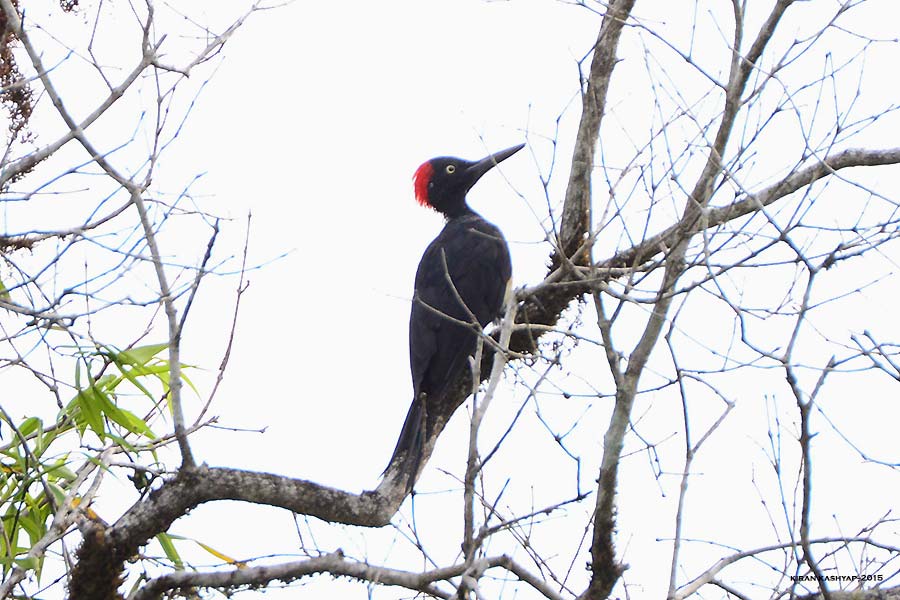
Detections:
[440, 198, 475, 220]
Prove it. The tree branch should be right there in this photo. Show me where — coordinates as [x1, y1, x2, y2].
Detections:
[130, 551, 565, 600]
[69, 464, 410, 599]
[558, 0, 635, 262]
[593, 146, 900, 273]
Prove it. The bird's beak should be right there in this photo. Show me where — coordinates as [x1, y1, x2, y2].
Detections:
[465, 143, 525, 186]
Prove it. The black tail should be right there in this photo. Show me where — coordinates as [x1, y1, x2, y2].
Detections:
[383, 396, 426, 493]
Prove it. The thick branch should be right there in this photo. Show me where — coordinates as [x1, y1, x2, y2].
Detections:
[131, 551, 449, 600]
[558, 0, 636, 261]
[69, 465, 409, 599]
[131, 552, 564, 600]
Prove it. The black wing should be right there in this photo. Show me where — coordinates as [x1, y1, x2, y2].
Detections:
[410, 215, 511, 432]
[386, 215, 510, 491]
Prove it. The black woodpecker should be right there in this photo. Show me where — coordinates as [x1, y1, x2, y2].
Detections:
[386, 143, 525, 492]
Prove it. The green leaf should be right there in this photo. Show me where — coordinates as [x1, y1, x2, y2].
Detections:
[45, 483, 66, 508]
[75, 389, 105, 441]
[17, 417, 41, 438]
[113, 362, 167, 401]
[18, 501, 48, 547]
[104, 432, 136, 453]
[42, 458, 76, 485]
[180, 369, 199, 396]
[155, 533, 184, 570]
[93, 374, 117, 392]
[116, 343, 168, 367]
[95, 394, 155, 440]
[13, 556, 39, 573]
[115, 409, 156, 439]
[38, 426, 62, 457]
[0, 552, 33, 567]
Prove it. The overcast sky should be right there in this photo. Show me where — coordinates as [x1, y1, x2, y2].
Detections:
[6, 1, 900, 598]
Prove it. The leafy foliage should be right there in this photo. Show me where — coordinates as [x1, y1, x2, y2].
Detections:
[0, 343, 186, 579]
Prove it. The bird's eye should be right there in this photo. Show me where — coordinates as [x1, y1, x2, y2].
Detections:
[445, 165, 456, 174]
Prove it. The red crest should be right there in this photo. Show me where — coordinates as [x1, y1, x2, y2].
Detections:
[413, 161, 434, 208]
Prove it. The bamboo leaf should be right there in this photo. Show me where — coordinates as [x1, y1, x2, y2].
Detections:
[155, 533, 184, 570]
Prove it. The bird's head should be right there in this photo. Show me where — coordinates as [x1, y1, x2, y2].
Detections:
[413, 143, 525, 218]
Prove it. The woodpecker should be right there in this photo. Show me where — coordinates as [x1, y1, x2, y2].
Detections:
[386, 143, 525, 492]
